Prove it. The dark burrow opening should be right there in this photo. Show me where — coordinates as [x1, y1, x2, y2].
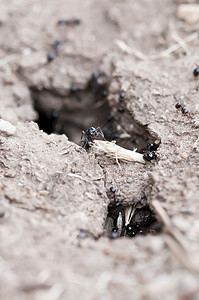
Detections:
[31, 71, 162, 238]
[103, 187, 162, 239]
[31, 71, 155, 152]
[104, 202, 162, 239]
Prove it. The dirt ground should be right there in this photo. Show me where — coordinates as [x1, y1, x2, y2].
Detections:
[1, 0, 199, 299]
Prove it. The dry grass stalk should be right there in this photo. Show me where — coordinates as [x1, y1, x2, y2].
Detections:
[125, 205, 136, 226]
[93, 140, 146, 164]
[115, 32, 198, 61]
[114, 39, 148, 60]
[151, 200, 199, 272]
[152, 32, 198, 59]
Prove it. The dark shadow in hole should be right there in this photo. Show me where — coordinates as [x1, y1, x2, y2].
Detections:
[104, 202, 162, 239]
[31, 73, 162, 239]
[30, 71, 157, 152]
[104, 186, 163, 239]
[31, 72, 112, 144]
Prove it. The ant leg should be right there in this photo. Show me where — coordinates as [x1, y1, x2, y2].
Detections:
[80, 131, 88, 148]
[80, 131, 85, 141]
[96, 127, 105, 140]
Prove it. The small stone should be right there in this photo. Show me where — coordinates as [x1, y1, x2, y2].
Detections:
[38, 190, 50, 196]
[0, 119, 16, 136]
[194, 121, 199, 128]
[121, 81, 130, 92]
[180, 152, 188, 160]
[177, 4, 199, 25]
[77, 231, 87, 239]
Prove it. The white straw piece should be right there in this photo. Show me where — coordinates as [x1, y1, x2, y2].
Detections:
[93, 140, 146, 164]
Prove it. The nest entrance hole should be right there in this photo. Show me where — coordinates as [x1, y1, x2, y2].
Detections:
[31, 72, 155, 151]
[104, 202, 162, 239]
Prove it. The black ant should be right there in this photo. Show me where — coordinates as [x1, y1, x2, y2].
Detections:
[110, 186, 120, 206]
[119, 91, 125, 102]
[89, 71, 109, 98]
[143, 140, 160, 162]
[147, 140, 161, 152]
[175, 102, 189, 116]
[90, 72, 100, 94]
[175, 102, 182, 109]
[80, 126, 104, 148]
[89, 71, 102, 95]
[118, 106, 124, 113]
[125, 207, 156, 237]
[181, 106, 189, 115]
[125, 224, 137, 237]
[193, 67, 199, 77]
[57, 18, 81, 26]
[117, 91, 126, 112]
[111, 228, 118, 239]
[143, 151, 157, 162]
[47, 40, 62, 62]
[71, 84, 81, 101]
[102, 90, 109, 97]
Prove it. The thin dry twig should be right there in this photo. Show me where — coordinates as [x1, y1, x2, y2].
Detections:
[151, 200, 199, 272]
[0, 54, 20, 66]
[114, 39, 148, 60]
[125, 205, 136, 226]
[115, 32, 198, 61]
[93, 140, 146, 164]
[193, 137, 199, 150]
[151, 200, 189, 249]
[151, 32, 198, 60]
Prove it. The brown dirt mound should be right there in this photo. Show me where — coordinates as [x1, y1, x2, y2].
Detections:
[1, 0, 199, 299]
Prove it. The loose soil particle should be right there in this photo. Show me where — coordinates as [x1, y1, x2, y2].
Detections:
[1, 0, 199, 299]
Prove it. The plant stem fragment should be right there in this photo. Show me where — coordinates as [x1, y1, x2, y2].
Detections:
[93, 140, 146, 164]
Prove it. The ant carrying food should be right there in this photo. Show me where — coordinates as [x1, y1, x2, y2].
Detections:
[80, 126, 104, 148]
[143, 140, 160, 162]
[143, 151, 157, 161]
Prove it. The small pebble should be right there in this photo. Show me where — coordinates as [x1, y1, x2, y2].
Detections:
[177, 4, 199, 25]
[194, 121, 199, 128]
[0, 119, 16, 136]
[180, 152, 188, 160]
[77, 231, 87, 239]
[179, 95, 185, 101]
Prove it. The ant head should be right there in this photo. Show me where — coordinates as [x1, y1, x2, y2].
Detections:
[143, 151, 157, 161]
[87, 127, 97, 136]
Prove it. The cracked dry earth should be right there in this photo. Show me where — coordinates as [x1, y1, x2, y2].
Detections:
[1, 0, 199, 299]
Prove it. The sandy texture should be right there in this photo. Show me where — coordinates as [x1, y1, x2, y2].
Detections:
[1, 0, 199, 299]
